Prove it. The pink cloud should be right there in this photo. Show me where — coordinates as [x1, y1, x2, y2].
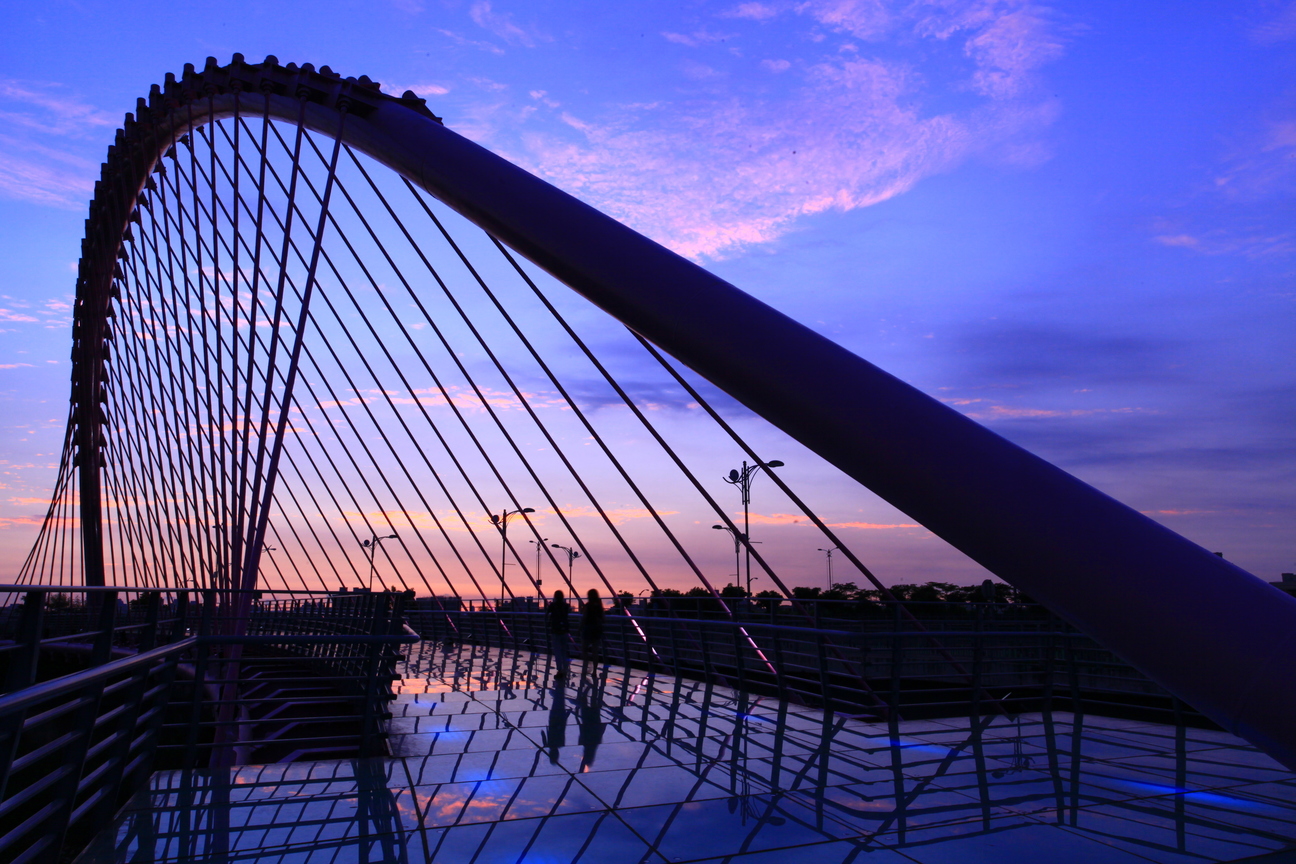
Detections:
[801, 0, 893, 41]
[747, 511, 920, 529]
[553, 506, 678, 524]
[489, 0, 1063, 259]
[746, 512, 807, 525]
[827, 520, 921, 529]
[724, 3, 781, 21]
[0, 515, 44, 529]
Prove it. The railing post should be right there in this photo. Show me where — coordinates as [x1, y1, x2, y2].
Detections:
[87, 592, 162, 833]
[890, 600, 904, 718]
[170, 591, 190, 644]
[970, 604, 992, 828]
[1042, 614, 1066, 821]
[359, 594, 391, 758]
[620, 615, 631, 670]
[816, 631, 832, 716]
[44, 589, 118, 861]
[733, 624, 747, 693]
[0, 591, 45, 801]
[140, 591, 161, 652]
[183, 591, 216, 771]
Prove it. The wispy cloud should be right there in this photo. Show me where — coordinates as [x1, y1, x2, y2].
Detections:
[469, 1, 547, 47]
[316, 385, 568, 413]
[662, 30, 735, 47]
[0, 80, 111, 208]
[553, 505, 678, 524]
[721, 2, 780, 22]
[747, 511, 920, 529]
[1250, 1, 1296, 43]
[958, 404, 1152, 421]
[385, 81, 452, 98]
[486, 0, 1064, 258]
[0, 514, 44, 529]
[433, 28, 507, 56]
[1152, 228, 1296, 259]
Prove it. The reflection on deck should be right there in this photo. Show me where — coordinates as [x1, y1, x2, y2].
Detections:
[90, 642, 1296, 863]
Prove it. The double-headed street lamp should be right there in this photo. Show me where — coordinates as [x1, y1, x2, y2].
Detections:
[551, 543, 581, 589]
[491, 507, 534, 602]
[528, 537, 550, 596]
[818, 547, 839, 590]
[361, 534, 397, 592]
[722, 459, 783, 595]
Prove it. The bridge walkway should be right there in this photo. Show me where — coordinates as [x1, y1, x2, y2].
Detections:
[80, 642, 1296, 863]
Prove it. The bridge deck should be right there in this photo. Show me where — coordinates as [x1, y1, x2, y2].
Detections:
[81, 642, 1296, 863]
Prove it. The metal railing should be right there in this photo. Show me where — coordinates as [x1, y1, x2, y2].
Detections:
[0, 586, 417, 864]
[407, 600, 1204, 727]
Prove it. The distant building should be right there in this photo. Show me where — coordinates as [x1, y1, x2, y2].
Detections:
[1270, 574, 1296, 596]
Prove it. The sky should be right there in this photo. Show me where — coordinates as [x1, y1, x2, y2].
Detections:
[0, 0, 1293, 591]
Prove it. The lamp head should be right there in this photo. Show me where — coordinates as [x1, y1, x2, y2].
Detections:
[766, 460, 784, 468]
[522, 507, 535, 514]
[490, 514, 500, 524]
[728, 469, 740, 482]
[712, 524, 725, 530]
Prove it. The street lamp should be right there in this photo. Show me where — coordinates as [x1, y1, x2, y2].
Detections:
[551, 543, 582, 589]
[722, 459, 783, 595]
[817, 547, 838, 590]
[491, 507, 534, 603]
[361, 534, 397, 592]
[529, 537, 550, 596]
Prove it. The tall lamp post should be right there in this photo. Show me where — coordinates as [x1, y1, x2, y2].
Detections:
[491, 507, 534, 603]
[529, 537, 550, 597]
[551, 543, 581, 591]
[817, 547, 838, 590]
[722, 459, 783, 595]
[362, 534, 397, 592]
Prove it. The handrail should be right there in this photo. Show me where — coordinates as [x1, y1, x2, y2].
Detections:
[198, 634, 418, 645]
[0, 638, 196, 718]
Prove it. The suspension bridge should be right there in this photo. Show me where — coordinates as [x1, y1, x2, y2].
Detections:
[1, 56, 1294, 863]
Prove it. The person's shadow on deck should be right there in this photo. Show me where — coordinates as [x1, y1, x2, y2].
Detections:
[542, 684, 567, 765]
[576, 677, 606, 773]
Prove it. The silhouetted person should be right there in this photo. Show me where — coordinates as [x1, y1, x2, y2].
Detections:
[546, 590, 571, 679]
[981, 579, 997, 605]
[580, 588, 604, 675]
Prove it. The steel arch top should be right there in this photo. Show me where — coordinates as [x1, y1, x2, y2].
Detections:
[65, 54, 1296, 771]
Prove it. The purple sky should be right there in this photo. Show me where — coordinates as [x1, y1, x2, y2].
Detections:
[0, 0, 1292, 590]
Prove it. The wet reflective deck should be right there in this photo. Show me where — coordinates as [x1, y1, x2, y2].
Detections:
[89, 643, 1296, 863]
